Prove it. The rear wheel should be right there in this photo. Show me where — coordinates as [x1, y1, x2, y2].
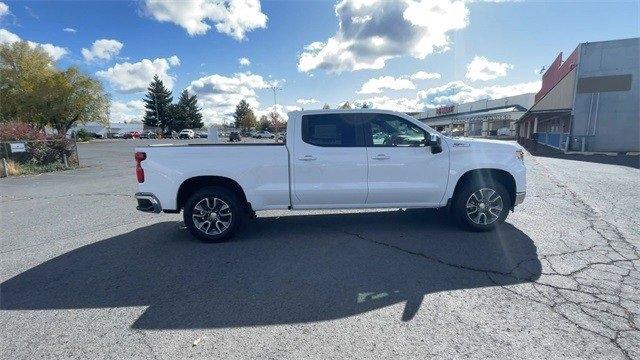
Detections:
[183, 187, 243, 242]
[454, 180, 510, 231]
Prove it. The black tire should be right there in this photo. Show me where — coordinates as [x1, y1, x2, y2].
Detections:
[183, 186, 243, 242]
[453, 180, 511, 232]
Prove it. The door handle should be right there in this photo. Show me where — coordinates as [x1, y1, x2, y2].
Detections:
[372, 154, 390, 160]
[298, 155, 317, 161]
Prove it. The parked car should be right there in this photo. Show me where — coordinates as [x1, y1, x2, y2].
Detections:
[122, 131, 141, 139]
[497, 127, 512, 137]
[277, 132, 286, 142]
[162, 130, 178, 139]
[256, 131, 275, 139]
[140, 131, 158, 139]
[196, 131, 208, 138]
[107, 132, 122, 139]
[179, 129, 195, 139]
[134, 110, 527, 242]
[228, 131, 241, 142]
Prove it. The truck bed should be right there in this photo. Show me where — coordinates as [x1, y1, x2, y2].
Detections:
[136, 144, 290, 211]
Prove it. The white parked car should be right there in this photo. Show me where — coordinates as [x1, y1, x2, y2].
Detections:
[178, 129, 195, 139]
[134, 110, 526, 242]
[497, 127, 512, 136]
[256, 131, 274, 139]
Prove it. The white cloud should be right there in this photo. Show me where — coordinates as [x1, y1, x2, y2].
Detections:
[238, 57, 250, 66]
[417, 80, 540, 107]
[142, 0, 267, 40]
[35, 43, 68, 61]
[110, 100, 146, 123]
[257, 104, 301, 122]
[354, 96, 423, 112]
[297, 0, 468, 72]
[0, 2, 9, 18]
[410, 71, 441, 80]
[465, 55, 514, 81]
[96, 56, 180, 93]
[81, 39, 123, 61]
[352, 79, 540, 112]
[187, 71, 272, 124]
[167, 55, 180, 66]
[296, 98, 319, 105]
[0, 29, 68, 61]
[63, 27, 77, 33]
[358, 76, 416, 94]
[0, 28, 20, 43]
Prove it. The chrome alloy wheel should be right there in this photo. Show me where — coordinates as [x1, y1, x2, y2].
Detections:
[192, 197, 232, 235]
[465, 188, 504, 225]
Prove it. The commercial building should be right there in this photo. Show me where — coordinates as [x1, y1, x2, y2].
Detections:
[416, 94, 535, 138]
[517, 38, 639, 153]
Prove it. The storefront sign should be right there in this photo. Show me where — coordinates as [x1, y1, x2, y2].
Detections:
[436, 105, 455, 115]
[10, 142, 26, 153]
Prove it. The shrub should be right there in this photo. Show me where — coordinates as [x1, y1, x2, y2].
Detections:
[3, 159, 21, 176]
[0, 159, 71, 177]
[0, 121, 46, 141]
[73, 129, 93, 142]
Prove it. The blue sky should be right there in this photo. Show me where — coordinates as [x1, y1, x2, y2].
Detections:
[1, 0, 638, 125]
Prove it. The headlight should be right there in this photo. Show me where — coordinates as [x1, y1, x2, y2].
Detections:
[516, 149, 524, 161]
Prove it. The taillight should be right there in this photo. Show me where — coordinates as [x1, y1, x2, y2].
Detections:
[135, 151, 146, 183]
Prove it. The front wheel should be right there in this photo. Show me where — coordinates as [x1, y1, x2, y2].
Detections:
[454, 181, 510, 231]
[183, 187, 243, 242]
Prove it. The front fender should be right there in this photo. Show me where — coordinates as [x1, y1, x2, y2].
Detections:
[443, 141, 526, 202]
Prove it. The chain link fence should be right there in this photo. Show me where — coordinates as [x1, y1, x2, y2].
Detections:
[0, 139, 79, 177]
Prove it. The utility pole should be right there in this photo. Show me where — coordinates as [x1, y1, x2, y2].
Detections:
[270, 85, 282, 140]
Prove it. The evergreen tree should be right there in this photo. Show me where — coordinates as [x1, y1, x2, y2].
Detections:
[178, 89, 204, 129]
[166, 103, 187, 131]
[259, 115, 270, 131]
[143, 75, 172, 129]
[233, 100, 257, 131]
[337, 101, 352, 109]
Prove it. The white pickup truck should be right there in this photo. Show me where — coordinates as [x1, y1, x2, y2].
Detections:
[135, 110, 526, 242]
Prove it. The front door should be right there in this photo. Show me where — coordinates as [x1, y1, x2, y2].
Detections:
[363, 113, 448, 206]
[292, 113, 368, 208]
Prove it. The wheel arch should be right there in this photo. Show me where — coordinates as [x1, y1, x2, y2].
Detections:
[452, 168, 517, 208]
[176, 176, 251, 212]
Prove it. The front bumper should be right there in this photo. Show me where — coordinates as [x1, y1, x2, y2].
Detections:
[514, 191, 526, 207]
[135, 192, 162, 213]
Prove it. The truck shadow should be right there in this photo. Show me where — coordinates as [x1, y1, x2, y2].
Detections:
[1, 210, 541, 329]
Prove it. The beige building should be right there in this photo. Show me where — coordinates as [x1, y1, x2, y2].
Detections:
[518, 38, 639, 152]
[416, 94, 535, 138]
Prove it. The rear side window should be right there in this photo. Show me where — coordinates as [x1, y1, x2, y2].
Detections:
[301, 114, 363, 147]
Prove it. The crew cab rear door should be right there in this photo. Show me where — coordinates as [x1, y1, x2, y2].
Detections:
[291, 113, 368, 208]
[362, 113, 449, 206]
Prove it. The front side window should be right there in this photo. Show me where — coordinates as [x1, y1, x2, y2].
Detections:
[364, 113, 427, 147]
[301, 114, 362, 147]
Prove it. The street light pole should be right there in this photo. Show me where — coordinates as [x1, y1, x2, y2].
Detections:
[270, 85, 282, 140]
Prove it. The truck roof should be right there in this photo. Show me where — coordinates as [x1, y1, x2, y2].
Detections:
[290, 108, 411, 116]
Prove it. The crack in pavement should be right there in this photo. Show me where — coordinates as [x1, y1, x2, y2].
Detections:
[339, 229, 540, 282]
[338, 156, 639, 359]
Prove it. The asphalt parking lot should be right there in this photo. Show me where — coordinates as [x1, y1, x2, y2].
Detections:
[1, 139, 639, 359]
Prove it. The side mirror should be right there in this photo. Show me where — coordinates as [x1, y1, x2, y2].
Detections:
[427, 134, 442, 154]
